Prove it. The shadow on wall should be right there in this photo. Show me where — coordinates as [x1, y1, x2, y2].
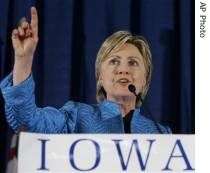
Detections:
[159, 29, 181, 133]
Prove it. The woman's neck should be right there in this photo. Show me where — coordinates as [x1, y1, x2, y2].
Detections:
[107, 95, 136, 117]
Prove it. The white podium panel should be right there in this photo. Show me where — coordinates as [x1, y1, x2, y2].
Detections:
[18, 132, 194, 173]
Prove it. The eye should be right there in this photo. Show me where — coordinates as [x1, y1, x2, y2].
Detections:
[109, 58, 120, 65]
[128, 60, 139, 66]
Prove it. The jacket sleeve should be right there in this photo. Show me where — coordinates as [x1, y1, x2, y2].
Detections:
[0, 73, 77, 133]
[160, 124, 172, 134]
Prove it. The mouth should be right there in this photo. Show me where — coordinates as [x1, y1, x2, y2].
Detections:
[116, 78, 131, 85]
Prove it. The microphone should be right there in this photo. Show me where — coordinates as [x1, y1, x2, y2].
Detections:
[128, 84, 140, 99]
[128, 84, 163, 134]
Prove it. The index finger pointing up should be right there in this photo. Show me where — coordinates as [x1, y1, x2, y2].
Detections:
[30, 6, 38, 37]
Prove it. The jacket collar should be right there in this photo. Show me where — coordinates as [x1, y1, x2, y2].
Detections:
[100, 99, 141, 118]
[100, 99, 121, 116]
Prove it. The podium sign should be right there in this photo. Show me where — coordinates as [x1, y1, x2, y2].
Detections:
[18, 132, 194, 173]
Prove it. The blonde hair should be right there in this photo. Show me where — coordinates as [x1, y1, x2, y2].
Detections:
[95, 31, 153, 107]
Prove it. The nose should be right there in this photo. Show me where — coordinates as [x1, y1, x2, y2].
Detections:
[119, 71, 129, 75]
[117, 62, 130, 75]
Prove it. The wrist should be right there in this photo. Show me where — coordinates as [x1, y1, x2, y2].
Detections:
[13, 60, 32, 85]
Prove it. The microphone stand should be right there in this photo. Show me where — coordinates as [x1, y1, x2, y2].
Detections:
[128, 84, 163, 134]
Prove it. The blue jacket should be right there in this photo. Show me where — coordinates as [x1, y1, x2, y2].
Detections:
[0, 74, 171, 134]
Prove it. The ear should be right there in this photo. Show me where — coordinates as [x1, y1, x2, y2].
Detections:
[143, 79, 147, 88]
[142, 75, 147, 90]
[99, 74, 103, 84]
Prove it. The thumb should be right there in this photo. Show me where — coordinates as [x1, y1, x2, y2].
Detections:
[11, 29, 21, 49]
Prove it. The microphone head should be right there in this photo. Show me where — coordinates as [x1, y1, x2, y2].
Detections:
[128, 84, 136, 93]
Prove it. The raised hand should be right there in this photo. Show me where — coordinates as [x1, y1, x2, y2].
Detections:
[12, 7, 38, 58]
[12, 7, 39, 85]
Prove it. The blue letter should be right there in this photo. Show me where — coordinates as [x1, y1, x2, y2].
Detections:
[37, 138, 50, 171]
[112, 139, 155, 170]
[69, 139, 101, 171]
[162, 139, 195, 171]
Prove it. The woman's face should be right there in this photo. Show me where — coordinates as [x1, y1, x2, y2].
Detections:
[100, 43, 146, 101]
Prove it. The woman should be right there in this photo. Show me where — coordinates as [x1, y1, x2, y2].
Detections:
[0, 7, 171, 133]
